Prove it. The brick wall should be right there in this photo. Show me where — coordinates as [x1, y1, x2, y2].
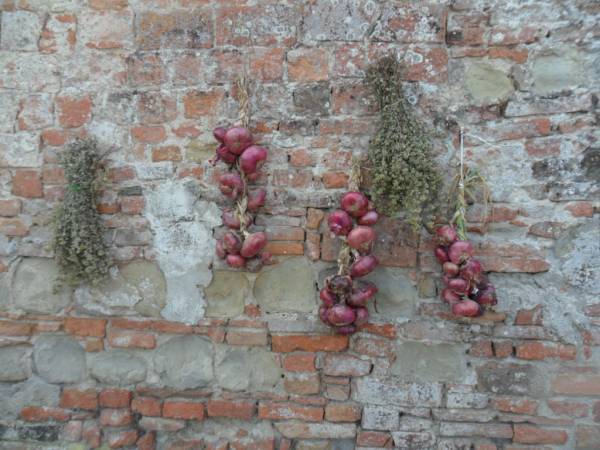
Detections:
[0, 0, 599, 449]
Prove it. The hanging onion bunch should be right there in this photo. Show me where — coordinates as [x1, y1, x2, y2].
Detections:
[364, 55, 442, 231]
[52, 138, 111, 288]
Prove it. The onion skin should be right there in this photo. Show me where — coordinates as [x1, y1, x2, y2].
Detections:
[327, 210, 353, 236]
[435, 246, 450, 264]
[347, 226, 376, 254]
[239, 145, 267, 175]
[358, 210, 379, 226]
[326, 275, 353, 296]
[448, 277, 470, 295]
[260, 251, 274, 265]
[448, 240, 474, 265]
[215, 240, 227, 259]
[247, 189, 267, 212]
[226, 254, 246, 268]
[240, 232, 267, 258]
[347, 281, 378, 307]
[219, 173, 244, 199]
[327, 304, 356, 326]
[224, 127, 253, 155]
[340, 192, 369, 218]
[354, 307, 369, 326]
[441, 288, 462, 305]
[452, 299, 482, 317]
[222, 210, 252, 230]
[319, 306, 331, 325]
[460, 259, 483, 282]
[436, 225, 458, 246]
[222, 232, 242, 254]
[442, 262, 460, 277]
[350, 255, 378, 278]
[475, 285, 497, 306]
[336, 325, 357, 335]
[213, 127, 227, 143]
[216, 145, 237, 164]
[319, 287, 337, 307]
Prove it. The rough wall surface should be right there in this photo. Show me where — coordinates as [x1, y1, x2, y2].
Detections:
[0, 0, 599, 449]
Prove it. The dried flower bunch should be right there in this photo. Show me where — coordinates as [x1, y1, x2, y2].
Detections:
[364, 55, 442, 231]
[52, 138, 111, 288]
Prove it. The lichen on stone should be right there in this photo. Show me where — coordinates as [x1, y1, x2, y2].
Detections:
[364, 55, 442, 231]
[51, 138, 111, 289]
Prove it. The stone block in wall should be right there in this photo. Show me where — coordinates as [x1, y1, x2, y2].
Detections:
[353, 377, 443, 408]
[89, 350, 147, 386]
[205, 271, 249, 318]
[33, 336, 86, 384]
[154, 335, 213, 389]
[0, 11, 42, 52]
[477, 362, 545, 397]
[364, 267, 418, 318]
[391, 342, 469, 383]
[0, 377, 60, 420]
[215, 346, 281, 392]
[0, 345, 32, 382]
[135, 11, 212, 50]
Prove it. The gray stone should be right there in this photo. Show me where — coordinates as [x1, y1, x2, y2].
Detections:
[89, 350, 147, 385]
[353, 377, 443, 407]
[11, 258, 71, 314]
[293, 83, 331, 116]
[121, 260, 167, 317]
[464, 61, 514, 102]
[365, 268, 417, 317]
[391, 342, 468, 383]
[115, 229, 153, 246]
[296, 442, 332, 450]
[362, 405, 400, 430]
[302, 0, 380, 42]
[33, 336, 86, 384]
[154, 335, 213, 389]
[118, 186, 143, 196]
[0, 346, 31, 382]
[0, 133, 41, 168]
[0, 53, 60, 92]
[531, 50, 584, 95]
[205, 271, 249, 318]
[581, 147, 600, 181]
[0, 377, 60, 419]
[0, 11, 42, 51]
[215, 346, 281, 392]
[254, 257, 316, 313]
[477, 362, 544, 397]
[392, 431, 436, 449]
[0, 92, 19, 133]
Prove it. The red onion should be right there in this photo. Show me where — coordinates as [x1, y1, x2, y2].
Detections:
[442, 262, 460, 277]
[222, 210, 252, 230]
[436, 225, 458, 246]
[226, 254, 246, 268]
[435, 246, 450, 264]
[319, 306, 331, 325]
[222, 232, 242, 254]
[215, 240, 227, 259]
[216, 145, 237, 165]
[319, 287, 337, 307]
[240, 232, 267, 258]
[340, 192, 369, 218]
[347, 226, 376, 254]
[327, 304, 356, 326]
[448, 240, 474, 265]
[441, 288, 461, 305]
[326, 275, 353, 296]
[460, 259, 483, 282]
[442, 274, 452, 286]
[246, 172, 260, 182]
[358, 210, 379, 226]
[247, 189, 266, 212]
[213, 126, 227, 143]
[245, 257, 263, 273]
[452, 299, 482, 317]
[347, 281, 378, 307]
[327, 210, 353, 236]
[219, 173, 244, 199]
[475, 285, 497, 306]
[350, 255, 378, 278]
[224, 127, 253, 155]
[448, 277, 470, 295]
[336, 325, 357, 335]
[354, 307, 369, 326]
[239, 145, 267, 175]
[260, 251, 274, 265]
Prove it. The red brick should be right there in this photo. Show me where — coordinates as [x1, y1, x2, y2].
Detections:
[163, 401, 204, 421]
[249, 47, 284, 81]
[131, 126, 166, 143]
[513, 424, 567, 445]
[0, 320, 34, 336]
[60, 388, 98, 410]
[136, 431, 156, 450]
[516, 342, 576, 361]
[82, 422, 101, 448]
[64, 317, 106, 337]
[547, 400, 589, 418]
[42, 167, 65, 185]
[0, 199, 21, 217]
[284, 373, 320, 395]
[85, 337, 103, 351]
[226, 329, 268, 346]
[264, 241, 304, 256]
[56, 95, 92, 128]
[352, 336, 395, 358]
[357, 430, 393, 447]
[469, 340, 494, 357]
[41, 129, 69, 146]
[325, 402, 361, 422]
[565, 201, 593, 218]
[265, 226, 304, 242]
[258, 402, 323, 422]
[306, 208, 324, 229]
[289, 149, 315, 167]
[89, 0, 128, 9]
[108, 166, 136, 182]
[172, 124, 201, 138]
[488, 47, 529, 63]
[493, 341, 514, 358]
[137, 91, 177, 125]
[21, 407, 70, 422]
[99, 389, 132, 408]
[244, 304, 261, 317]
[119, 196, 145, 215]
[0, 217, 28, 237]
[358, 323, 397, 339]
[576, 425, 600, 449]
[491, 397, 538, 415]
[322, 171, 349, 189]
[207, 400, 255, 420]
[272, 335, 349, 352]
[283, 353, 316, 372]
[150, 320, 195, 334]
[288, 48, 328, 82]
[152, 145, 182, 162]
[132, 397, 162, 417]
[100, 408, 133, 426]
[127, 53, 166, 86]
[323, 354, 371, 377]
[105, 429, 138, 448]
[552, 372, 600, 395]
[183, 90, 225, 119]
[12, 170, 43, 198]
[108, 328, 156, 349]
[515, 305, 543, 326]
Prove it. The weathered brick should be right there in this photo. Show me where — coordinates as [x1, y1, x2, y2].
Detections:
[99, 389, 132, 408]
[439, 422, 513, 439]
[325, 402, 361, 422]
[288, 48, 329, 82]
[56, 95, 92, 128]
[282, 353, 316, 372]
[513, 424, 568, 444]
[226, 329, 268, 346]
[100, 408, 133, 427]
[272, 335, 349, 352]
[64, 317, 107, 338]
[552, 372, 600, 395]
[104, 429, 138, 448]
[491, 397, 538, 415]
[357, 430, 393, 447]
[274, 422, 356, 439]
[60, 388, 98, 410]
[207, 400, 255, 420]
[21, 407, 70, 422]
[0, 320, 34, 336]
[131, 125, 166, 143]
[163, 401, 204, 421]
[576, 425, 600, 448]
[258, 402, 323, 422]
[108, 328, 156, 349]
[547, 400, 589, 418]
[323, 354, 372, 377]
[284, 373, 321, 395]
[0, 199, 21, 217]
[132, 397, 162, 417]
[12, 170, 43, 198]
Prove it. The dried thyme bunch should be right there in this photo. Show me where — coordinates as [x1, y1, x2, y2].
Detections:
[52, 138, 111, 288]
[364, 55, 441, 231]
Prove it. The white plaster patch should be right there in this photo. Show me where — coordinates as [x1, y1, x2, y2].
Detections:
[144, 180, 221, 324]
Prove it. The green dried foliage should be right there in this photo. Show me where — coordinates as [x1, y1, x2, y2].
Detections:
[364, 55, 442, 231]
[52, 138, 111, 288]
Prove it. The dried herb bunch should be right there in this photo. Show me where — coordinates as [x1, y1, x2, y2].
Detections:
[52, 138, 111, 287]
[365, 55, 442, 231]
